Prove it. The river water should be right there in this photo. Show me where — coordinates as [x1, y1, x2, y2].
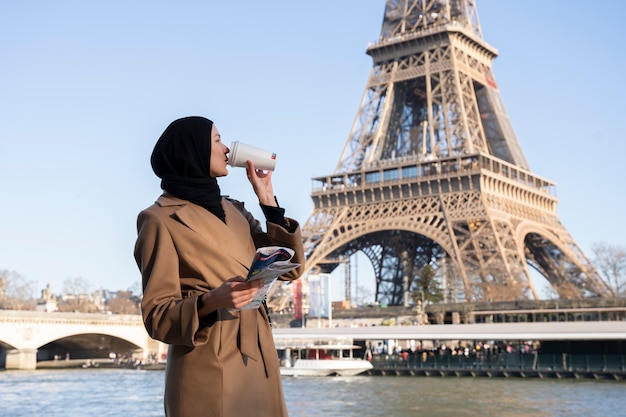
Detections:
[0, 369, 624, 416]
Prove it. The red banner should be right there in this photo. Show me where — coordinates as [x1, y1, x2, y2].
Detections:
[292, 279, 302, 320]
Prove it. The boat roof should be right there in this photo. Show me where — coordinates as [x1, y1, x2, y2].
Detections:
[278, 344, 362, 350]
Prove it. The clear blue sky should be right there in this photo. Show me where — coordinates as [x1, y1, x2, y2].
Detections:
[1, 1, 624, 300]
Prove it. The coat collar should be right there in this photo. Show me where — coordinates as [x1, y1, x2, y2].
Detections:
[155, 193, 254, 272]
[156, 193, 186, 208]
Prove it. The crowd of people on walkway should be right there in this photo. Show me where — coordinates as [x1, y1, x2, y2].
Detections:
[365, 339, 540, 365]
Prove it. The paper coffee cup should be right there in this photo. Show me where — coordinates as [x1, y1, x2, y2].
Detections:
[228, 141, 277, 171]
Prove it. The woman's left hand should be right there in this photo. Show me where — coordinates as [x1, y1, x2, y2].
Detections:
[246, 160, 276, 206]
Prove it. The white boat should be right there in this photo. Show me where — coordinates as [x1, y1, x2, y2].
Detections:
[278, 344, 373, 377]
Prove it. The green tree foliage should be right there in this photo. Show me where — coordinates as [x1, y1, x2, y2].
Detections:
[410, 264, 443, 305]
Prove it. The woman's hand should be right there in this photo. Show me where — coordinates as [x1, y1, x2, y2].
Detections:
[200, 276, 264, 312]
[245, 160, 276, 206]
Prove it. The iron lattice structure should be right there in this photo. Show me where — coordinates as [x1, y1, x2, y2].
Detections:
[297, 0, 612, 307]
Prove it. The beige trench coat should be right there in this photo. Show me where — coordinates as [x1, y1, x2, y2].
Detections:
[134, 194, 304, 417]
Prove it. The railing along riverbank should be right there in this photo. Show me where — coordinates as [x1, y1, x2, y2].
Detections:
[366, 352, 626, 380]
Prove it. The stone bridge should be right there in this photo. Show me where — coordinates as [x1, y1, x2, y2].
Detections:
[0, 310, 164, 370]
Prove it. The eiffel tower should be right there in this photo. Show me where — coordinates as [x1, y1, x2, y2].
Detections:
[299, 0, 612, 306]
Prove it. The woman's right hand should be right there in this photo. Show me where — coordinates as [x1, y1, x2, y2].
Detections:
[201, 276, 263, 312]
[245, 160, 276, 206]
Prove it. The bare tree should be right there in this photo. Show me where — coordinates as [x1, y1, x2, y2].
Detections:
[352, 285, 374, 307]
[107, 290, 140, 315]
[127, 281, 142, 297]
[592, 242, 626, 296]
[62, 276, 92, 296]
[0, 269, 37, 310]
[58, 276, 97, 312]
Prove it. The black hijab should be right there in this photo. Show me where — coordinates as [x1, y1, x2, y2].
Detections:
[150, 116, 226, 222]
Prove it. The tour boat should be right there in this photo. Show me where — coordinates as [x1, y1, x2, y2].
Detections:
[278, 344, 373, 377]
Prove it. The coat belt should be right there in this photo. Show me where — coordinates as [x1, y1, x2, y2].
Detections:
[187, 290, 277, 378]
[238, 308, 278, 377]
[238, 309, 259, 359]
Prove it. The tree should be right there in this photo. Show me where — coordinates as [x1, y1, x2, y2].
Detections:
[107, 290, 140, 314]
[127, 281, 142, 297]
[351, 285, 374, 307]
[58, 276, 98, 312]
[410, 264, 443, 305]
[0, 269, 37, 310]
[62, 276, 92, 296]
[592, 242, 626, 296]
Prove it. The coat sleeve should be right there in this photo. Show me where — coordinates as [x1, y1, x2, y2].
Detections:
[228, 198, 305, 282]
[266, 218, 305, 281]
[134, 208, 204, 347]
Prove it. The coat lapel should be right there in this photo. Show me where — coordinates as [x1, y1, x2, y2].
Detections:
[222, 199, 258, 270]
[158, 195, 256, 274]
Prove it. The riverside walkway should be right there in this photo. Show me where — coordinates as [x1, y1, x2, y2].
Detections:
[272, 321, 626, 380]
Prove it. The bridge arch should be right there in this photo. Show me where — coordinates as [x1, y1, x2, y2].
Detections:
[37, 332, 144, 362]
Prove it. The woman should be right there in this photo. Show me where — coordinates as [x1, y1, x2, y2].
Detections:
[134, 116, 304, 417]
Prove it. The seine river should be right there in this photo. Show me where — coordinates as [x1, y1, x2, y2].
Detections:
[1, 369, 624, 416]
